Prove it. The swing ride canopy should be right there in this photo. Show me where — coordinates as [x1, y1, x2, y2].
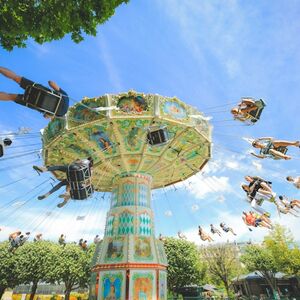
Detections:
[42, 91, 212, 191]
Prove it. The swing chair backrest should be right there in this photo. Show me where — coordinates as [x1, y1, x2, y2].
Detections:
[24, 84, 63, 116]
[262, 144, 288, 160]
[67, 161, 94, 200]
[247, 99, 266, 123]
[147, 127, 169, 146]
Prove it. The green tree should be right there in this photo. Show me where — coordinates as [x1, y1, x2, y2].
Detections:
[163, 238, 206, 293]
[0, 242, 20, 299]
[263, 224, 296, 275]
[241, 245, 279, 297]
[0, 0, 129, 51]
[241, 224, 296, 299]
[55, 243, 94, 300]
[16, 241, 60, 300]
[200, 244, 242, 296]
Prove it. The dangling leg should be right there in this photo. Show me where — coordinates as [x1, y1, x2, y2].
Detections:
[38, 180, 67, 200]
[33, 165, 68, 174]
[0, 92, 18, 101]
[0, 67, 22, 83]
[273, 140, 300, 148]
[229, 228, 237, 236]
[269, 149, 291, 160]
[291, 200, 300, 209]
[57, 184, 71, 208]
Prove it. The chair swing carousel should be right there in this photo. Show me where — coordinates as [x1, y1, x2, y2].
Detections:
[41, 90, 212, 300]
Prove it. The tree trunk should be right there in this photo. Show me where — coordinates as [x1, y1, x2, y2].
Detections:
[223, 281, 230, 297]
[0, 286, 7, 300]
[65, 288, 71, 300]
[29, 281, 38, 300]
[264, 273, 279, 300]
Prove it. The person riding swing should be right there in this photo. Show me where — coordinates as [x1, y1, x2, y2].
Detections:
[0, 66, 69, 119]
[231, 98, 266, 124]
[33, 157, 94, 208]
[251, 137, 300, 160]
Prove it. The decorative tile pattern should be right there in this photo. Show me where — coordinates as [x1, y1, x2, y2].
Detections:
[105, 215, 115, 236]
[118, 211, 134, 235]
[138, 184, 148, 207]
[121, 182, 135, 206]
[138, 212, 152, 236]
[111, 188, 118, 208]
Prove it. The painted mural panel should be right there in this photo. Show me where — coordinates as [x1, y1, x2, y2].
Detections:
[116, 119, 150, 152]
[68, 96, 107, 128]
[159, 271, 167, 300]
[84, 124, 116, 156]
[129, 270, 156, 300]
[43, 117, 66, 143]
[104, 237, 124, 262]
[161, 99, 188, 120]
[99, 271, 125, 300]
[134, 237, 153, 261]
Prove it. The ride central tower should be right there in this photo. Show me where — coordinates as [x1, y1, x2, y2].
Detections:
[41, 90, 212, 300]
[91, 172, 167, 299]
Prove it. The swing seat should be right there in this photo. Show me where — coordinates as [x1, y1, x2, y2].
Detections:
[147, 127, 169, 146]
[67, 160, 93, 200]
[248, 99, 266, 123]
[69, 183, 94, 200]
[265, 146, 288, 160]
[24, 84, 63, 116]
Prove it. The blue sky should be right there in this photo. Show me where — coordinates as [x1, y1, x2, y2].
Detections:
[0, 0, 300, 244]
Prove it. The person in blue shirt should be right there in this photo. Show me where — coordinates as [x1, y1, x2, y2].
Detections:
[0, 66, 69, 118]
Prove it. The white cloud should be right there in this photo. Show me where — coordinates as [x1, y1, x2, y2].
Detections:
[164, 210, 173, 217]
[191, 204, 199, 212]
[187, 174, 231, 199]
[225, 160, 239, 170]
[252, 160, 262, 171]
[0, 203, 107, 243]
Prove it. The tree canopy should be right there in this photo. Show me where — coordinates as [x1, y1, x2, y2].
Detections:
[241, 224, 300, 298]
[16, 241, 61, 300]
[200, 243, 243, 296]
[55, 243, 95, 300]
[163, 237, 206, 293]
[0, 240, 94, 300]
[0, 242, 20, 299]
[0, 0, 129, 51]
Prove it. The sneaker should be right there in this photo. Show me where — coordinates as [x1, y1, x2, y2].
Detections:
[38, 195, 46, 200]
[33, 166, 47, 174]
[57, 200, 68, 208]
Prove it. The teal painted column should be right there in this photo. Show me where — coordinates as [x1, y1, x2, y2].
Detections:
[90, 173, 168, 300]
